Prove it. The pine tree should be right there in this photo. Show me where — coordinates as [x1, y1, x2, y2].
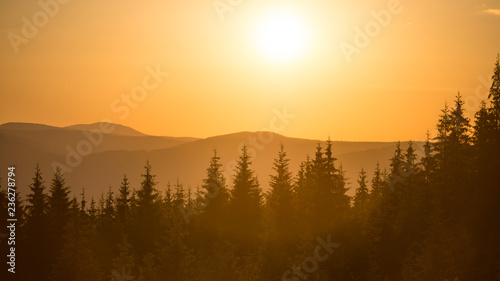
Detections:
[103, 187, 115, 224]
[403, 94, 476, 281]
[79, 189, 87, 213]
[116, 175, 131, 228]
[309, 143, 333, 234]
[267, 143, 295, 241]
[434, 94, 472, 220]
[137, 161, 158, 209]
[51, 198, 103, 281]
[370, 162, 384, 202]
[488, 54, 500, 125]
[420, 131, 435, 185]
[471, 56, 500, 280]
[354, 168, 369, 212]
[325, 138, 338, 180]
[265, 144, 296, 280]
[138, 179, 194, 281]
[294, 156, 314, 232]
[401, 141, 424, 249]
[47, 168, 71, 277]
[229, 145, 263, 250]
[95, 187, 119, 273]
[353, 168, 370, 239]
[199, 150, 229, 242]
[326, 139, 350, 209]
[366, 163, 386, 281]
[449, 93, 472, 151]
[48, 168, 71, 225]
[371, 142, 411, 281]
[137, 222, 194, 281]
[22, 164, 50, 281]
[88, 197, 98, 228]
[415, 134, 435, 235]
[164, 183, 173, 209]
[293, 141, 350, 280]
[173, 178, 187, 223]
[388, 141, 406, 192]
[434, 103, 452, 170]
[349, 168, 371, 281]
[26, 164, 47, 218]
[130, 161, 163, 265]
[327, 140, 351, 238]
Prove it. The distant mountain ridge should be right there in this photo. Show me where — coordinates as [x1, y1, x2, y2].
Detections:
[0, 122, 424, 199]
[64, 123, 149, 137]
[0, 122, 60, 131]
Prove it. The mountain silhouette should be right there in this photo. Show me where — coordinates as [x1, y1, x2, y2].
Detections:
[0, 122, 423, 199]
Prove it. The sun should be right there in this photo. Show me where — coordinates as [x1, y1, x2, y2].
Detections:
[254, 10, 310, 63]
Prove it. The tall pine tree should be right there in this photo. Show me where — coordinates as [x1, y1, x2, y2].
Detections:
[22, 165, 50, 281]
[229, 145, 263, 250]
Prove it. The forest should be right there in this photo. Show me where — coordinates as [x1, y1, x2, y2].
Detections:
[1, 57, 499, 281]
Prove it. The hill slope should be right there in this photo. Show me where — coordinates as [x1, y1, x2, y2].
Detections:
[0, 123, 423, 199]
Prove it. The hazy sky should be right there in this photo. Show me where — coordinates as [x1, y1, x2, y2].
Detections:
[1, 0, 499, 141]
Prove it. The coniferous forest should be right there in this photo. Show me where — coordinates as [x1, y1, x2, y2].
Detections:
[1, 57, 500, 281]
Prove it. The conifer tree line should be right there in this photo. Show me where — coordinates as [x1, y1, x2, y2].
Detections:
[1, 56, 500, 281]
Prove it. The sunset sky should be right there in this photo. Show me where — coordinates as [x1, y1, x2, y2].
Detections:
[1, 0, 499, 141]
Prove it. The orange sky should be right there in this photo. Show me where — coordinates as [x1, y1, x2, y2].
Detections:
[1, 0, 499, 141]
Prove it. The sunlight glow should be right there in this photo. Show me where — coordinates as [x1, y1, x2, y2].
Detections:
[254, 10, 310, 63]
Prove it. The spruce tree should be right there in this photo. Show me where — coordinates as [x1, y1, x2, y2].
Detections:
[137, 161, 158, 209]
[47, 168, 71, 277]
[472, 56, 500, 279]
[22, 164, 50, 281]
[294, 156, 313, 231]
[309, 143, 333, 234]
[370, 162, 384, 202]
[420, 131, 435, 185]
[388, 141, 406, 191]
[116, 175, 131, 228]
[199, 150, 229, 242]
[138, 178, 194, 281]
[229, 145, 262, 249]
[265, 144, 296, 280]
[354, 168, 369, 212]
[96, 187, 118, 273]
[267, 143, 295, 241]
[51, 198, 103, 281]
[350, 168, 371, 281]
[435, 94, 472, 220]
[488, 54, 500, 124]
[88, 197, 98, 228]
[130, 161, 162, 265]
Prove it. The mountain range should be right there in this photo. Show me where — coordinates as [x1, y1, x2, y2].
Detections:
[0, 122, 424, 200]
